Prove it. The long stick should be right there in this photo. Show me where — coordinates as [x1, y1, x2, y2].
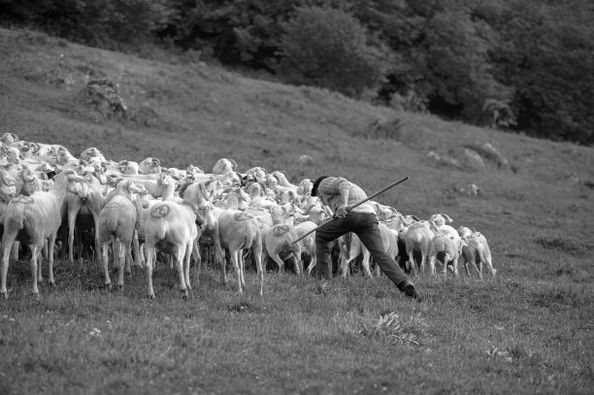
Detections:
[291, 176, 409, 245]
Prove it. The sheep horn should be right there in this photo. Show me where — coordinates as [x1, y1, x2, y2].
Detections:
[22, 168, 36, 183]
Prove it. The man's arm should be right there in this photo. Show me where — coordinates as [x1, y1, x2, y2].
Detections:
[335, 180, 351, 217]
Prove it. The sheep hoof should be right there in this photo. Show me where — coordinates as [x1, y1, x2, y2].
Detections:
[49, 281, 56, 288]
[32, 293, 40, 301]
[106, 283, 113, 290]
[181, 289, 188, 299]
[1, 292, 7, 300]
[117, 284, 124, 292]
[147, 294, 155, 299]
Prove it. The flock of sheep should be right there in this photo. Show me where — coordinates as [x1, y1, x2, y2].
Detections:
[0, 132, 496, 299]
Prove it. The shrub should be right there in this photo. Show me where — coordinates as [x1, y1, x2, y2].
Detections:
[277, 6, 387, 98]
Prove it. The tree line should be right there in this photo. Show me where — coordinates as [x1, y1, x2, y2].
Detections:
[1, 0, 592, 145]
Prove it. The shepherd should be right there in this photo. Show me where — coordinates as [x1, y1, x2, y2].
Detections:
[311, 176, 420, 300]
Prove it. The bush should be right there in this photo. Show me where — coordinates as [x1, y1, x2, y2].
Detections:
[277, 6, 387, 98]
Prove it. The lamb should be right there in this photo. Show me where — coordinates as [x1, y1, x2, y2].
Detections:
[427, 229, 463, 277]
[143, 182, 205, 298]
[198, 200, 264, 295]
[98, 180, 148, 289]
[458, 226, 496, 279]
[1, 172, 85, 298]
[400, 220, 435, 275]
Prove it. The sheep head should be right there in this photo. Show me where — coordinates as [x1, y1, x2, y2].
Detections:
[139, 157, 161, 174]
[212, 158, 237, 175]
[430, 213, 453, 227]
[1, 133, 19, 146]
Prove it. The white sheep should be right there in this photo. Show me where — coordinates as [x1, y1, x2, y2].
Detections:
[458, 226, 496, 279]
[400, 220, 435, 275]
[143, 182, 204, 298]
[427, 230, 463, 277]
[64, 173, 107, 262]
[198, 200, 264, 295]
[1, 172, 85, 298]
[98, 180, 148, 289]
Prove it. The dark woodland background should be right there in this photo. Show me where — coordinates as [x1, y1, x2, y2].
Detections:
[1, 0, 592, 145]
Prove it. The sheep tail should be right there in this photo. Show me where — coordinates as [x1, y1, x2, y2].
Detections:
[156, 222, 167, 241]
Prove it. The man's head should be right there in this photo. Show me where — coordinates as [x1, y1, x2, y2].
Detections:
[311, 176, 329, 197]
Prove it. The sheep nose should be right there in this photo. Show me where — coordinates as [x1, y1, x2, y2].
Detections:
[81, 197, 87, 203]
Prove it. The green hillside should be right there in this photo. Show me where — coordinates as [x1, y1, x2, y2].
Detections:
[0, 28, 593, 393]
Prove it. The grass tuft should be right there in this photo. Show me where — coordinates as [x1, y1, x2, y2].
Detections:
[360, 312, 428, 346]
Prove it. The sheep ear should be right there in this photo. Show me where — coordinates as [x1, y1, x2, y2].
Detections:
[230, 159, 238, 169]
[444, 214, 453, 223]
[412, 215, 420, 221]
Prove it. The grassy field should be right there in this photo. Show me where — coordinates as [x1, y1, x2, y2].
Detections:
[0, 28, 593, 394]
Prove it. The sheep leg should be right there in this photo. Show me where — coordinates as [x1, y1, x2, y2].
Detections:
[132, 231, 142, 267]
[340, 256, 352, 277]
[67, 205, 80, 262]
[428, 254, 437, 276]
[361, 248, 373, 278]
[420, 249, 430, 275]
[93, 212, 102, 263]
[116, 240, 126, 290]
[481, 247, 496, 278]
[47, 235, 57, 286]
[11, 241, 19, 261]
[468, 250, 481, 279]
[101, 241, 112, 289]
[239, 249, 246, 288]
[213, 237, 227, 285]
[191, 240, 201, 286]
[452, 255, 460, 277]
[253, 235, 264, 296]
[463, 260, 472, 277]
[145, 244, 156, 298]
[230, 250, 243, 294]
[183, 241, 193, 291]
[30, 244, 40, 297]
[1, 237, 16, 298]
[269, 252, 285, 274]
[293, 244, 303, 275]
[306, 256, 316, 276]
[124, 249, 132, 276]
[37, 241, 46, 284]
[175, 247, 188, 298]
[442, 254, 451, 278]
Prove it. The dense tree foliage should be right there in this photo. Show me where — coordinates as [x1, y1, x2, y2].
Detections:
[1, 0, 592, 144]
